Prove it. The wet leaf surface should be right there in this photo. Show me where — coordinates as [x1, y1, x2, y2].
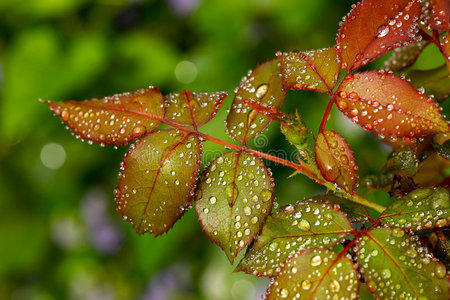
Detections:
[337, 0, 421, 71]
[409, 65, 450, 103]
[116, 129, 201, 236]
[384, 41, 429, 72]
[278, 47, 340, 93]
[195, 151, 274, 262]
[335, 71, 449, 139]
[226, 59, 286, 144]
[443, 34, 450, 71]
[164, 90, 226, 127]
[266, 248, 358, 300]
[379, 187, 450, 230]
[428, 0, 450, 30]
[236, 200, 352, 276]
[311, 195, 375, 223]
[356, 227, 449, 300]
[46, 87, 165, 146]
[315, 130, 358, 194]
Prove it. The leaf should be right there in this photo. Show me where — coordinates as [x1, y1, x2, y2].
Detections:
[116, 129, 201, 236]
[335, 71, 449, 139]
[428, 0, 450, 31]
[278, 47, 340, 93]
[315, 130, 358, 193]
[164, 90, 227, 127]
[311, 195, 375, 223]
[443, 34, 450, 72]
[46, 87, 165, 146]
[379, 187, 450, 230]
[195, 151, 274, 262]
[386, 147, 418, 177]
[430, 230, 450, 269]
[266, 248, 359, 300]
[356, 227, 449, 300]
[336, 0, 422, 71]
[384, 40, 429, 72]
[409, 65, 450, 103]
[226, 59, 286, 144]
[236, 200, 352, 276]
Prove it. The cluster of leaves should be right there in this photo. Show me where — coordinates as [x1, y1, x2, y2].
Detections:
[45, 0, 450, 298]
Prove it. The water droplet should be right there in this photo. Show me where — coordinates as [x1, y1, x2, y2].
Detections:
[301, 280, 311, 290]
[330, 279, 340, 292]
[255, 84, 268, 99]
[279, 288, 289, 298]
[244, 206, 252, 216]
[392, 228, 405, 237]
[376, 25, 389, 38]
[209, 196, 217, 204]
[381, 268, 391, 279]
[291, 267, 298, 274]
[298, 219, 311, 231]
[251, 216, 258, 224]
[261, 189, 273, 202]
[435, 263, 446, 279]
[311, 255, 322, 266]
[269, 241, 278, 251]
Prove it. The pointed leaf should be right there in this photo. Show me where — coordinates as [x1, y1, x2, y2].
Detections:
[428, 0, 450, 31]
[356, 227, 449, 300]
[379, 187, 450, 229]
[431, 230, 450, 269]
[116, 129, 201, 236]
[384, 40, 429, 72]
[195, 151, 275, 262]
[236, 200, 352, 276]
[226, 59, 286, 143]
[46, 87, 165, 146]
[311, 195, 375, 223]
[337, 0, 421, 71]
[266, 248, 359, 300]
[443, 34, 450, 72]
[335, 71, 449, 139]
[278, 47, 340, 93]
[164, 90, 227, 127]
[315, 130, 358, 193]
[409, 65, 450, 102]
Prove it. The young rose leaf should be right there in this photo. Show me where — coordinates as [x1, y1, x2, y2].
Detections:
[379, 187, 450, 229]
[226, 59, 286, 144]
[266, 248, 359, 300]
[335, 71, 449, 139]
[443, 34, 450, 71]
[337, 0, 421, 71]
[384, 40, 429, 72]
[356, 227, 449, 300]
[164, 90, 226, 127]
[278, 47, 340, 93]
[45, 87, 165, 146]
[428, 0, 450, 30]
[236, 200, 352, 277]
[310, 195, 375, 223]
[409, 65, 450, 103]
[195, 151, 274, 263]
[315, 130, 358, 194]
[116, 129, 201, 236]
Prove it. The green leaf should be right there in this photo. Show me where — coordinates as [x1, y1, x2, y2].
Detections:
[236, 200, 352, 276]
[116, 129, 201, 236]
[356, 227, 449, 300]
[310, 195, 375, 223]
[195, 151, 274, 262]
[430, 230, 450, 269]
[386, 147, 418, 177]
[315, 130, 358, 194]
[379, 187, 450, 229]
[434, 139, 450, 160]
[278, 47, 340, 93]
[226, 59, 286, 144]
[335, 71, 449, 139]
[46, 87, 165, 146]
[164, 90, 227, 127]
[384, 41, 429, 72]
[336, 0, 422, 71]
[266, 248, 359, 300]
[409, 65, 450, 103]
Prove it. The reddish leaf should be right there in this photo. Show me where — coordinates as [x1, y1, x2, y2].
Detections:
[164, 90, 226, 127]
[266, 248, 359, 300]
[45, 88, 164, 146]
[195, 151, 274, 263]
[311, 195, 375, 223]
[236, 200, 352, 277]
[428, 0, 450, 30]
[315, 130, 358, 194]
[384, 40, 429, 72]
[116, 129, 201, 236]
[379, 187, 450, 230]
[337, 0, 422, 71]
[335, 71, 449, 139]
[443, 33, 450, 72]
[226, 59, 286, 144]
[356, 227, 449, 300]
[278, 47, 341, 93]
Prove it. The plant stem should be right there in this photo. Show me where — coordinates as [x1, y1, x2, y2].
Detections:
[319, 95, 335, 133]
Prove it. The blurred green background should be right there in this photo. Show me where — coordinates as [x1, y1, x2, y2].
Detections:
[0, 0, 447, 299]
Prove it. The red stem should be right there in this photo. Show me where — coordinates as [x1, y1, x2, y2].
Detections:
[319, 95, 335, 133]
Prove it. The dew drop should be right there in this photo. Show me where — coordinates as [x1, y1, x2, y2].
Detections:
[261, 189, 273, 202]
[435, 263, 446, 279]
[310, 255, 322, 266]
[330, 279, 340, 292]
[376, 25, 389, 38]
[209, 196, 217, 204]
[381, 268, 391, 279]
[298, 219, 311, 231]
[279, 288, 289, 298]
[255, 84, 268, 99]
[301, 280, 311, 290]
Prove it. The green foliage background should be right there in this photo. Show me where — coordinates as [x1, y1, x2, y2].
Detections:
[0, 0, 447, 299]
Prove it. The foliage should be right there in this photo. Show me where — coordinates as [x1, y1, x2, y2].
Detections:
[44, 0, 450, 298]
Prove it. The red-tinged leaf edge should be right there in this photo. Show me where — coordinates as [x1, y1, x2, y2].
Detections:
[428, 0, 450, 31]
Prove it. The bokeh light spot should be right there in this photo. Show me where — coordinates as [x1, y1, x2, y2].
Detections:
[175, 60, 198, 84]
[40, 142, 66, 169]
